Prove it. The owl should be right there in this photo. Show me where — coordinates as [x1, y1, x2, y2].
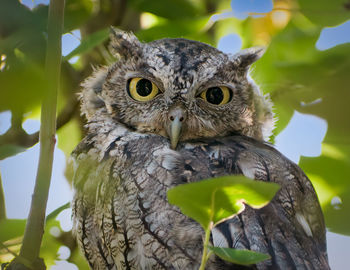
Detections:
[70, 28, 330, 270]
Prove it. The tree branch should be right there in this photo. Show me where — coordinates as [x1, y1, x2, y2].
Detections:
[0, 97, 78, 159]
[0, 171, 6, 220]
[6, 0, 65, 268]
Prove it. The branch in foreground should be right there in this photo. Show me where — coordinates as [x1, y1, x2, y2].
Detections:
[6, 0, 65, 269]
[0, 171, 6, 220]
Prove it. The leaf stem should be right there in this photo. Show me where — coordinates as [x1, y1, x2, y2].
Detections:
[199, 222, 213, 270]
[0, 241, 18, 258]
[206, 250, 213, 262]
[199, 187, 217, 269]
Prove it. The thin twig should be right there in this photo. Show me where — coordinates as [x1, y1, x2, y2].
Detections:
[0, 98, 78, 159]
[0, 242, 18, 258]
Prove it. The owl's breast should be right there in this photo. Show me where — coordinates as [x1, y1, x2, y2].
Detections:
[72, 128, 208, 269]
[72, 128, 262, 269]
[72, 128, 326, 270]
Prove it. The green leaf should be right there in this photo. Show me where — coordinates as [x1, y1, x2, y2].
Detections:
[129, 0, 201, 19]
[69, 247, 91, 270]
[251, 21, 321, 135]
[57, 118, 82, 157]
[39, 204, 71, 267]
[40, 218, 61, 267]
[298, 0, 350, 27]
[300, 141, 350, 235]
[63, 28, 109, 60]
[137, 16, 211, 42]
[167, 175, 280, 229]
[64, 0, 93, 32]
[0, 50, 46, 114]
[0, 219, 26, 243]
[208, 246, 270, 265]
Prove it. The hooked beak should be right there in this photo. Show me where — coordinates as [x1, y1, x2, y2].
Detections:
[170, 116, 182, 149]
[167, 106, 186, 149]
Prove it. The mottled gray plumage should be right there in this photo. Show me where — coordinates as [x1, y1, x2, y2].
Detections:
[70, 28, 330, 269]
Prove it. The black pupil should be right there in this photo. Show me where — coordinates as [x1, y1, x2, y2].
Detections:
[136, 79, 152, 96]
[206, 87, 224, 104]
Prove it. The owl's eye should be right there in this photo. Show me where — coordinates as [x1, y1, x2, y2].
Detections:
[200, 86, 232, 105]
[127, 78, 159, 101]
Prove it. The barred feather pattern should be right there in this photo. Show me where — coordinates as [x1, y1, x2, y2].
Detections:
[71, 116, 330, 270]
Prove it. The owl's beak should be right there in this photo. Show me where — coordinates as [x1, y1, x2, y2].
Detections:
[170, 116, 182, 149]
[167, 107, 186, 149]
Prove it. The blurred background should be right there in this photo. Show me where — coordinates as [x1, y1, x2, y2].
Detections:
[0, 0, 349, 269]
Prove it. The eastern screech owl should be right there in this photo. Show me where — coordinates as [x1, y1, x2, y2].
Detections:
[70, 28, 330, 270]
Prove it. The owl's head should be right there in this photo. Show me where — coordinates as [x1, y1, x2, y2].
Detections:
[81, 28, 274, 148]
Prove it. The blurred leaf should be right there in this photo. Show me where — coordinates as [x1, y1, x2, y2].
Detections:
[0, 3, 47, 63]
[215, 17, 243, 45]
[69, 246, 91, 270]
[64, 28, 109, 60]
[40, 219, 61, 267]
[0, 219, 26, 243]
[0, 0, 37, 32]
[0, 52, 46, 114]
[296, 44, 350, 136]
[298, 0, 350, 27]
[64, 0, 93, 32]
[137, 16, 211, 42]
[57, 118, 82, 157]
[167, 175, 279, 229]
[0, 2, 48, 113]
[300, 141, 350, 235]
[38, 203, 71, 266]
[0, 145, 27, 160]
[129, 0, 201, 19]
[252, 18, 321, 134]
[252, 21, 320, 88]
[208, 246, 270, 265]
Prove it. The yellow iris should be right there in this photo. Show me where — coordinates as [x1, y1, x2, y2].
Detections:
[200, 86, 232, 105]
[128, 78, 159, 101]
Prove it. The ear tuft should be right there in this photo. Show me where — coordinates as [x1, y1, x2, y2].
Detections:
[109, 27, 142, 59]
[232, 46, 266, 70]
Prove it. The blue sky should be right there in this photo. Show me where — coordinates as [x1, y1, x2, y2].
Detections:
[1, 0, 350, 269]
[231, 0, 273, 19]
